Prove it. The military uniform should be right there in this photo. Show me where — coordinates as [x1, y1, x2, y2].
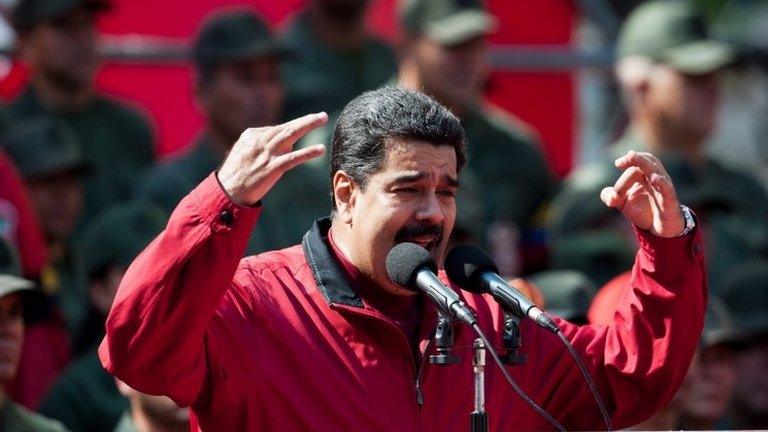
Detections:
[548, 130, 768, 290]
[39, 348, 128, 432]
[138, 11, 319, 254]
[2, 118, 90, 336]
[134, 136, 218, 216]
[6, 88, 154, 225]
[39, 202, 166, 430]
[280, 12, 397, 119]
[546, 1, 763, 288]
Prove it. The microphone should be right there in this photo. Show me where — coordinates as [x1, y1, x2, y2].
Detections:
[386, 242, 476, 326]
[445, 245, 559, 334]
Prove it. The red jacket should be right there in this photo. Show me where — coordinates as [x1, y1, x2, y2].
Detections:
[100, 174, 706, 431]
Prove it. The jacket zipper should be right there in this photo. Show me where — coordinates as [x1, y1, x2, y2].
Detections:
[331, 304, 437, 405]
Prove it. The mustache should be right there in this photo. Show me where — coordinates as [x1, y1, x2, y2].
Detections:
[394, 223, 444, 245]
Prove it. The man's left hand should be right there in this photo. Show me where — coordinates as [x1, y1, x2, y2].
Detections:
[600, 151, 685, 238]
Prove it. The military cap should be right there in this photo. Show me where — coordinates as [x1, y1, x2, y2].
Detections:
[702, 295, 743, 348]
[12, 0, 110, 33]
[617, 0, 735, 74]
[81, 202, 167, 279]
[2, 117, 91, 180]
[721, 260, 768, 338]
[399, 0, 498, 46]
[529, 270, 597, 324]
[192, 9, 289, 72]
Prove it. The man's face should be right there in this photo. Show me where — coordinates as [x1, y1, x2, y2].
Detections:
[410, 36, 488, 114]
[89, 265, 126, 315]
[198, 56, 284, 144]
[27, 171, 84, 244]
[0, 294, 24, 384]
[21, 8, 99, 92]
[339, 140, 458, 294]
[645, 65, 720, 147]
[733, 335, 768, 416]
[681, 344, 737, 423]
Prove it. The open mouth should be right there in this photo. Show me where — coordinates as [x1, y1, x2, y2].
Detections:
[404, 237, 438, 251]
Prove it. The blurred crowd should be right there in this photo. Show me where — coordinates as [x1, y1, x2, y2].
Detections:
[0, 0, 765, 430]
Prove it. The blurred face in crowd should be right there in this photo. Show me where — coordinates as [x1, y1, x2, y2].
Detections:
[732, 335, 768, 419]
[641, 64, 720, 149]
[407, 35, 488, 115]
[89, 265, 126, 315]
[198, 56, 284, 145]
[333, 140, 458, 295]
[20, 7, 100, 92]
[0, 294, 24, 385]
[26, 172, 84, 244]
[117, 380, 189, 431]
[680, 344, 737, 426]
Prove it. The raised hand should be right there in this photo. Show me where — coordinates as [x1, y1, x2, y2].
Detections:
[218, 113, 328, 206]
[599, 151, 685, 238]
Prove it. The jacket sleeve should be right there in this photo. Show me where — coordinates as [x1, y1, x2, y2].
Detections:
[98, 173, 261, 407]
[553, 225, 707, 429]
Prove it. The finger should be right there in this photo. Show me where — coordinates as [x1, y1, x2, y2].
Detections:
[615, 151, 666, 180]
[649, 172, 679, 210]
[611, 166, 646, 197]
[600, 187, 625, 209]
[268, 112, 329, 152]
[274, 144, 326, 172]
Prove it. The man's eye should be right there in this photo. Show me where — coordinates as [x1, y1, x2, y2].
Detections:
[438, 190, 456, 198]
[397, 188, 418, 193]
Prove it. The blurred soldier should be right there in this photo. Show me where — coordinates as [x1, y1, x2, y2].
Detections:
[547, 0, 768, 288]
[2, 118, 90, 337]
[529, 270, 596, 325]
[9, 0, 155, 222]
[136, 10, 300, 252]
[40, 203, 166, 432]
[113, 381, 189, 432]
[280, 0, 396, 119]
[678, 295, 744, 430]
[720, 260, 768, 429]
[0, 239, 69, 431]
[0, 149, 48, 279]
[397, 0, 555, 273]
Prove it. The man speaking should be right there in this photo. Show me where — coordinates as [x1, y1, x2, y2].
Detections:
[100, 87, 705, 430]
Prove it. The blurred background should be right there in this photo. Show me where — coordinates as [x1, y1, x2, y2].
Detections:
[0, 0, 766, 430]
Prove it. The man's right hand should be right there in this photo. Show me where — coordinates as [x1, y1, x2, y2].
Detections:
[218, 113, 328, 206]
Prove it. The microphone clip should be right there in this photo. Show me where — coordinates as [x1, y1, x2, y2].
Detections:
[500, 311, 527, 365]
[429, 312, 460, 366]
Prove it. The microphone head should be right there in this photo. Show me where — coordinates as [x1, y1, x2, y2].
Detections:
[444, 244, 499, 293]
[386, 242, 437, 291]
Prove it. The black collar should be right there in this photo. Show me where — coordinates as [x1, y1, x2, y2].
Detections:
[302, 217, 364, 308]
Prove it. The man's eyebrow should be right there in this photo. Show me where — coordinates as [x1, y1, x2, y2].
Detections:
[392, 172, 426, 183]
[444, 175, 460, 188]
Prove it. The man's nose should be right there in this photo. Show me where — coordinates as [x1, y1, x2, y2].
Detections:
[415, 192, 445, 225]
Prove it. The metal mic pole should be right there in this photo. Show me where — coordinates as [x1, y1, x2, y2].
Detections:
[470, 338, 488, 432]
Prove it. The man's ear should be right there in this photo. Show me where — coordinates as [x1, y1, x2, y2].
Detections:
[332, 170, 357, 225]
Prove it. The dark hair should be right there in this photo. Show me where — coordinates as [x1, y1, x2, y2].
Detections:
[330, 87, 466, 209]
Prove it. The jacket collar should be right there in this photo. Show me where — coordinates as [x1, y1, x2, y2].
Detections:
[302, 217, 365, 308]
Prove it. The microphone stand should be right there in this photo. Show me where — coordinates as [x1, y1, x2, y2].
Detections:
[429, 311, 460, 365]
[471, 338, 488, 432]
[500, 311, 527, 365]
